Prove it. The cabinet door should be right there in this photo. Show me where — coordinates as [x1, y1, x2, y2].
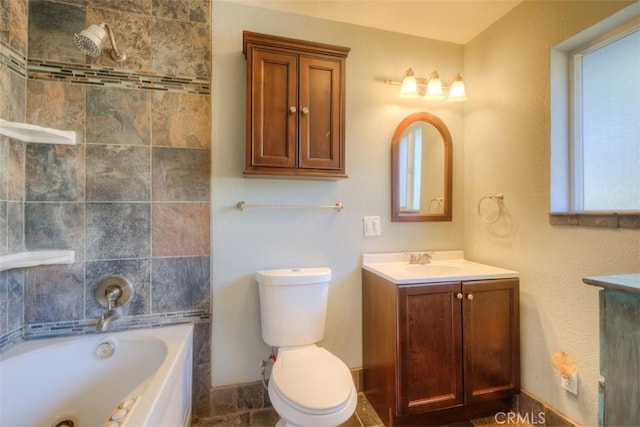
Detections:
[462, 278, 520, 404]
[298, 55, 343, 171]
[249, 48, 298, 168]
[397, 283, 463, 415]
[601, 290, 640, 427]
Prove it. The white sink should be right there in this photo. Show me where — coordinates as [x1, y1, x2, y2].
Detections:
[362, 251, 518, 284]
[403, 263, 467, 275]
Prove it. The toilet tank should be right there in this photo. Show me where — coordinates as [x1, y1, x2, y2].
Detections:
[256, 267, 331, 347]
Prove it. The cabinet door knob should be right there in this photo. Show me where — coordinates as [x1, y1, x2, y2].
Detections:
[301, 107, 310, 115]
[289, 106, 297, 114]
[467, 294, 474, 301]
[456, 293, 463, 300]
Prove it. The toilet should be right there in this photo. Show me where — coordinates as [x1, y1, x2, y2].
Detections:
[256, 267, 357, 427]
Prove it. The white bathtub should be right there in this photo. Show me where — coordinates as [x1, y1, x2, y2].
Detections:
[0, 324, 193, 427]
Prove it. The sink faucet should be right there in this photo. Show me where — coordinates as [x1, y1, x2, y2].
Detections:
[408, 252, 433, 265]
[96, 285, 122, 332]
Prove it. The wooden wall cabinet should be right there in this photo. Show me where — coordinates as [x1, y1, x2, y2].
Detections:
[363, 270, 520, 425]
[243, 31, 350, 179]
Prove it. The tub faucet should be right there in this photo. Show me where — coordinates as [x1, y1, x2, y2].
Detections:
[408, 252, 432, 265]
[96, 285, 122, 332]
[96, 308, 120, 332]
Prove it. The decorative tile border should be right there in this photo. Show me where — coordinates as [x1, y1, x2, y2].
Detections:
[1, 41, 209, 95]
[0, 328, 23, 354]
[23, 309, 210, 340]
[0, 43, 27, 78]
[27, 59, 210, 95]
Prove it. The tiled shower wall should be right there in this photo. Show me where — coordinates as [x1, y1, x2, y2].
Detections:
[0, 0, 212, 415]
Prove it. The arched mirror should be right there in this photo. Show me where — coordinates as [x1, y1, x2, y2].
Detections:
[392, 112, 452, 222]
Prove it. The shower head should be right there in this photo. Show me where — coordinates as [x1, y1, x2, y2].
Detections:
[74, 24, 106, 57]
[74, 23, 126, 63]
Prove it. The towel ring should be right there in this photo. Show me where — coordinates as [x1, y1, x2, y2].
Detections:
[477, 193, 504, 224]
[429, 197, 444, 213]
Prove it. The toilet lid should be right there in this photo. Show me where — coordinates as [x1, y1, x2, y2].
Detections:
[271, 347, 354, 415]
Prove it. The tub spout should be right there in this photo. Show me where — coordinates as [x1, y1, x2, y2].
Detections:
[96, 309, 120, 332]
[96, 283, 125, 332]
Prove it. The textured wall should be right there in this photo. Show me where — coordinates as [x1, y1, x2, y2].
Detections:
[212, 1, 465, 386]
[464, 2, 639, 425]
[0, 0, 212, 414]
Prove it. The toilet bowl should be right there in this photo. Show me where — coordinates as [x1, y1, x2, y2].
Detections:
[269, 346, 357, 427]
[256, 268, 357, 427]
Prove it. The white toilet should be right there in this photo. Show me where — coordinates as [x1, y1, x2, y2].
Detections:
[256, 267, 357, 427]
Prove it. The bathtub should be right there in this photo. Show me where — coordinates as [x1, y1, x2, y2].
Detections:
[0, 323, 193, 427]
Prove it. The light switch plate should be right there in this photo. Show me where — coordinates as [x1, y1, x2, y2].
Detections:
[363, 216, 381, 236]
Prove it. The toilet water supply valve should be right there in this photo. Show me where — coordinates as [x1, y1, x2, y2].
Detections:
[260, 351, 277, 390]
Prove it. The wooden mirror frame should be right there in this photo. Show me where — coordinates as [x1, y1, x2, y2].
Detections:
[391, 112, 453, 222]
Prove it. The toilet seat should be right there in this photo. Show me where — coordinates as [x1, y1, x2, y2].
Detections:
[270, 346, 354, 415]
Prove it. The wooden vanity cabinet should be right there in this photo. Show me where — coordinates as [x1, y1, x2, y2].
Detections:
[362, 270, 520, 425]
[243, 31, 350, 179]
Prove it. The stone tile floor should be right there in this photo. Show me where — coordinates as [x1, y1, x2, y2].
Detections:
[192, 392, 384, 426]
[192, 392, 533, 427]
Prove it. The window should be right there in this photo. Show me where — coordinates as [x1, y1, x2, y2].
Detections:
[575, 27, 639, 211]
[550, 6, 640, 227]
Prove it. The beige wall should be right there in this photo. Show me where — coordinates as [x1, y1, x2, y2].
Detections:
[464, 1, 639, 425]
[212, 1, 465, 386]
[212, 2, 640, 424]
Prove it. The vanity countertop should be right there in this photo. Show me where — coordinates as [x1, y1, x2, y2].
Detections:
[583, 273, 640, 295]
[362, 251, 518, 285]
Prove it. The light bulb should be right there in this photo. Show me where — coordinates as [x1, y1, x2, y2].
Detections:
[400, 68, 418, 95]
[447, 73, 468, 102]
[425, 71, 444, 100]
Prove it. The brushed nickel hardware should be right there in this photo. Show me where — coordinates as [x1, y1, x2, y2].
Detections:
[236, 201, 344, 212]
[95, 276, 134, 332]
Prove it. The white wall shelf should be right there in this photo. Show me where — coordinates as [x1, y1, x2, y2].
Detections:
[0, 250, 75, 272]
[0, 119, 76, 145]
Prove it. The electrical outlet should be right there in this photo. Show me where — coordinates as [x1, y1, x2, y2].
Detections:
[363, 216, 381, 236]
[561, 372, 578, 395]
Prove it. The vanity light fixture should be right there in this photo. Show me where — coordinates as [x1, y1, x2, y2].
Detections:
[386, 68, 468, 102]
[400, 68, 418, 95]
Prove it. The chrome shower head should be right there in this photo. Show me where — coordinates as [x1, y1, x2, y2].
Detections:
[74, 24, 105, 57]
[74, 23, 126, 63]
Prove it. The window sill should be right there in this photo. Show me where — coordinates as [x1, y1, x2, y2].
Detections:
[549, 212, 640, 229]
